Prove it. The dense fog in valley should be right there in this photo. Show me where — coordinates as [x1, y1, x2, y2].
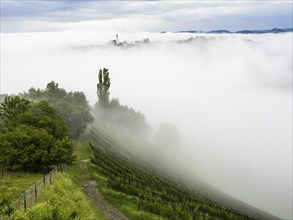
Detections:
[1, 31, 292, 219]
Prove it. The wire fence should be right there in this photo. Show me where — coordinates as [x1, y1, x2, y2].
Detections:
[9, 164, 67, 211]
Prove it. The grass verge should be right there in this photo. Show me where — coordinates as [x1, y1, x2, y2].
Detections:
[8, 172, 107, 220]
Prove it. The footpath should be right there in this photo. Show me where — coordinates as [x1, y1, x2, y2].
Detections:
[80, 160, 128, 220]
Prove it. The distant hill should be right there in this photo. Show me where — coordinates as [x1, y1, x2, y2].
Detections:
[208, 30, 233, 34]
[235, 28, 293, 34]
[174, 28, 293, 34]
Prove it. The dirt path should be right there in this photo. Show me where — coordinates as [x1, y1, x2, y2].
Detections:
[80, 160, 128, 220]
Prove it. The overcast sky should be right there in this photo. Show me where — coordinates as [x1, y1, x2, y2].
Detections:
[1, 1, 292, 33]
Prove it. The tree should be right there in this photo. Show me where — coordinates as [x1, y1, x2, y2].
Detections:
[24, 82, 94, 139]
[19, 100, 68, 139]
[0, 96, 30, 131]
[0, 96, 74, 172]
[97, 68, 111, 107]
[54, 98, 93, 139]
[0, 125, 74, 171]
[45, 81, 66, 100]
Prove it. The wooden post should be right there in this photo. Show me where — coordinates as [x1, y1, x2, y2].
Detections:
[49, 172, 52, 185]
[34, 182, 37, 201]
[23, 191, 27, 211]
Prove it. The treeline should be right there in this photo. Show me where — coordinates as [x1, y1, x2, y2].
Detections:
[0, 82, 93, 172]
[93, 68, 150, 138]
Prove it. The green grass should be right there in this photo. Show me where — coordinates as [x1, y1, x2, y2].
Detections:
[9, 172, 107, 220]
[1, 141, 107, 220]
[77, 140, 165, 220]
[67, 144, 108, 220]
[0, 172, 42, 202]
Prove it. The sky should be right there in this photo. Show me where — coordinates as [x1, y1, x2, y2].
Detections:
[0, 0, 292, 33]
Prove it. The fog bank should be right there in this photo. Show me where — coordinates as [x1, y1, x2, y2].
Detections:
[1, 30, 292, 219]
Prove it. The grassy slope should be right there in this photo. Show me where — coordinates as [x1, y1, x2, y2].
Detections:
[78, 140, 165, 220]
[9, 172, 106, 220]
[2, 139, 163, 220]
[1, 145, 107, 220]
[0, 172, 42, 202]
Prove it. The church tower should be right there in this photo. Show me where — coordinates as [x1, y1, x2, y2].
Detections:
[116, 34, 119, 45]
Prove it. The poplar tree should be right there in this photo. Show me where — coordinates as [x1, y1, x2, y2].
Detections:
[97, 68, 111, 107]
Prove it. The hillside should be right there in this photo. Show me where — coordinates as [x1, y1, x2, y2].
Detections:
[84, 123, 280, 220]
[0, 125, 282, 220]
[0, 72, 284, 219]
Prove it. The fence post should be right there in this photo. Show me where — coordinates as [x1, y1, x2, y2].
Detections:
[34, 182, 37, 201]
[23, 191, 27, 211]
[49, 172, 52, 185]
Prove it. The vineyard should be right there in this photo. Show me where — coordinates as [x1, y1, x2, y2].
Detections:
[88, 126, 257, 220]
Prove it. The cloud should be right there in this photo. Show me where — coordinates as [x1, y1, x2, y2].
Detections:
[1, 1, 292, 32]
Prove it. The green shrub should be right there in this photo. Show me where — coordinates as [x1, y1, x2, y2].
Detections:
[0, 198, 14, 216]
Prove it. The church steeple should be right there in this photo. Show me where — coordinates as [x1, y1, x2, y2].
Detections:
[116, 34, 119, 45]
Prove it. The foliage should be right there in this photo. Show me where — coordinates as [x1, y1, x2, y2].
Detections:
[24, 81, 93, 139]
[0, 96, 74, 172]
[97, 68, 111, 107]
[0, 96, 30, 131]
[19, 100, 68, 139]
[0, 198, 14, 216]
